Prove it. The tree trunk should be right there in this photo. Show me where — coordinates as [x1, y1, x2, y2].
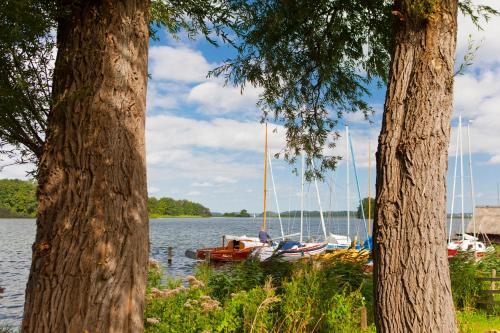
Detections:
[22, 1, 150, 332]
[374, 1, 458, 332]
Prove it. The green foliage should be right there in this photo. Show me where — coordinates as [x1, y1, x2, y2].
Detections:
[449, 253, 489, 310]
[0, 0, 55, 164]
[0, 178, 211, 218]
[147, 261, 163, 290]
[456, 310, 500, 333]
[0, 325, 17, 333]
[145, 255, 500, 332]
[208, 259, 265, 302]
[458, 0, 500, 29]
[148, 196, 211, 217]
[356, 197, 375, 220]
[210, 0, 392, 175]
[1, 0, 239, 168]
[150, 0, 238, 45]
[0, 179, 37, 217]
[145, 259, 373, 332]
[223, 209, 251, 217]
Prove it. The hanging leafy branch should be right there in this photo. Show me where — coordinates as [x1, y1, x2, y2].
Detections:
[210, 0, 393, 177]
[210, 0, 498, 177]
[0, 0, 240, 174]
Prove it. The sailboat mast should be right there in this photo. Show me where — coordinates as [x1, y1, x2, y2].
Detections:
[268, 151, 284, 238]
[300, 153, 305, 243]
[262, 123, 268, 232]
[346, 125, 350, 239]
[368, 141, 371, 235]
[467, 121, 476, 241]
[459, 115, 465, 240]
[311, 159, 327, 239]
[448, 122, 460, 243]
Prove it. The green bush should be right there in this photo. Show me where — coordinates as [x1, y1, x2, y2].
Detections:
[449, 253, 488, 310]
[144, 259, 373, 333]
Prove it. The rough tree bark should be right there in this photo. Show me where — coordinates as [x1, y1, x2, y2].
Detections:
[22, 0, 150, 332]
[374, 1, 458, 332]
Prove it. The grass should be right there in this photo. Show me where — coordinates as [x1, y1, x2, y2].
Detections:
[457, 310, 500, 333]
[0, 325, 17, 333]
[144, 258, 375, 332]
[144, 249, 500, 332]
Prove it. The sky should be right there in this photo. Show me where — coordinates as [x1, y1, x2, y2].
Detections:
[1, 2, 500, 214]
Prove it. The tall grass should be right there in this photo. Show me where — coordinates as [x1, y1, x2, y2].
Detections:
[144, 259, 374, 332]
[144, 250, 499, 332]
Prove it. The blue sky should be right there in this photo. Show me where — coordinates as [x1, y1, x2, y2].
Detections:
[1, 2, 500, 214]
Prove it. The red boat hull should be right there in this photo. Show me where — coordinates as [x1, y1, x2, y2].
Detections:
[447, 249, 487, 258]
[196, 247, 254, 262]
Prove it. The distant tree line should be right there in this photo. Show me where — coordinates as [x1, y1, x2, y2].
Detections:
[0, 179, 37, 217]
[148, 197, 211, 217]
[223, 209, 250, 217]
[357, 197, 376, 219]
[0, 179, 211, 218]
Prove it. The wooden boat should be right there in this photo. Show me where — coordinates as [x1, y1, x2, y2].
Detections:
[196, 235, 264, 262]
[191, 124, 272, 263]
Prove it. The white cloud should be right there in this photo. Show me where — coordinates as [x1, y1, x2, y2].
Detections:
[148, 186, 160, 194]
[186, 190, 202, 196]
[0, 151, 35, 180]
[187, 81, 262, 115]
[450, 1, 500, 164]
[146, 114, 285, 154]
[456, 0, 500, 67]
[147, 45, 262, 117]
[149, 46, 213, 82]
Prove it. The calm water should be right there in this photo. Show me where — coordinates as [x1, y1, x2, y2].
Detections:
[0, 216, 466, 327]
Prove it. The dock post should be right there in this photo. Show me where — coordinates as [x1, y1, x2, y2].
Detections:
[167, 246, 173, 265]
[492, 269, 497, 291]
[360, 306, 367, 330]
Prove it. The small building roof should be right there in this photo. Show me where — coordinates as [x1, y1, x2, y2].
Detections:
[466, 205, 500, 235]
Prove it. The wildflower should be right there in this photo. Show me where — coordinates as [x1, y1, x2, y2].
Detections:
[146, 317, 160, 325]
[148, 259, 160, 269]
[186, 275, 205, 289]
[200, 298, 221, 313]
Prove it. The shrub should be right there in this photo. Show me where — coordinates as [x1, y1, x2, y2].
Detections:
[449, 253, 488, 310]
[145, 258, 374, 332]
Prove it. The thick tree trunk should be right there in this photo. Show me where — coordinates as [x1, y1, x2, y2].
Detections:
[374, 1, 458, 332]
[22, 1, 150, 332]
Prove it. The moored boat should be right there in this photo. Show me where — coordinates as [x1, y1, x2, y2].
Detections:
[196, 235, 264, 262]
[447, 235, 493, 258]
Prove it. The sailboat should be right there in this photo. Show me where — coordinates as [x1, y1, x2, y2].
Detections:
[326, 125, 371, 251]
[447, 116, 493, 258]
[193, 124, 275, 262]
[252, 153, 327, 262]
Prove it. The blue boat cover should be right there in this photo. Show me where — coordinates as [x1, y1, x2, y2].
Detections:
[363, 236, 373, 250]
[279, 240, 302, 251]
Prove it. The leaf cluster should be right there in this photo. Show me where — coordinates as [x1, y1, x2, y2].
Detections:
[0, 0, 56, 167]
[211, 0, 393, 176]
[151, 0, 239, 46]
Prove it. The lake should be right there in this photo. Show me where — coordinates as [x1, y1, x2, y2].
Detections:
[0, 216, 466, 327]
